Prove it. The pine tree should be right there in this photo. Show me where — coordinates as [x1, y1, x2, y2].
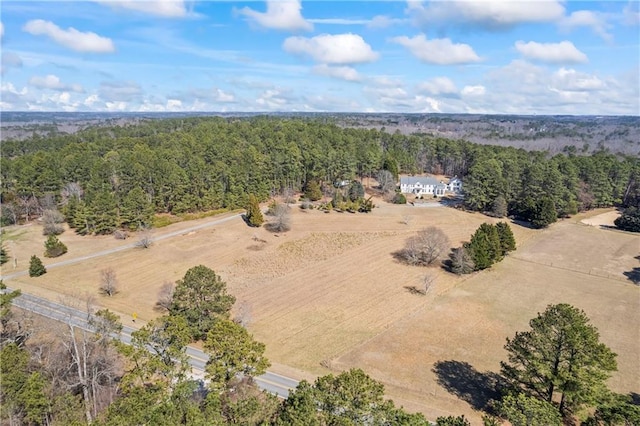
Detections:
[501, 304, 617, 415]
[467, 223, 501, 270]
[0, 245, 8, 265]
[496, 222, 516, 256]
[28, 255, 46, 277]
[531, 197, 557, 229]
[303, 180, 323, 202]
[246, 194, 264, 227]
[44, 235, 68, 258]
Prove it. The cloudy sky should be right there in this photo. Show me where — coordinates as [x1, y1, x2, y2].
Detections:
[1, 0, 639, 114]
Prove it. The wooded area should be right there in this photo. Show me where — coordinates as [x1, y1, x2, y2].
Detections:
[1, 117, 638, 233]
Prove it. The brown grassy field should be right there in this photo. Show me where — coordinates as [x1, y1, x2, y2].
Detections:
[3, 203, 638, 422]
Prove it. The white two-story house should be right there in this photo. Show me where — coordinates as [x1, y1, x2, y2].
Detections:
[400, 176, 462, 197]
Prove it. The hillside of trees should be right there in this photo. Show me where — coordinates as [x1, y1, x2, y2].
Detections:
[1, 117, 638, 233]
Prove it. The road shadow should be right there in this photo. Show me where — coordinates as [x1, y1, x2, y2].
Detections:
[432, 360, 504, 412]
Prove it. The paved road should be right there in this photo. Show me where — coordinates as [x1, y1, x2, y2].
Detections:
[0, 212, 242, 281]
[9, 289, 298, 398]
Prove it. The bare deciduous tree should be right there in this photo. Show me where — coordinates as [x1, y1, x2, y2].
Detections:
[376, 170, 396, 194]
[42, 209, 65, 235]
[61, 182, 84, 203]
[397, 227, 450, 266]
[422, 274, 435, 294]
[448, 245, 475, 275]
[265, 203, 291, 233]
[233, 301, 253, 327]
[19, 194, 41, 222]
[155, 281, 175, 311]
[135, 228, 153, 248]
[99, 268, 118, 296]
[402, 215, 412, 226]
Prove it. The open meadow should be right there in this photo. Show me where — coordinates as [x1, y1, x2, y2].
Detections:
[2, 201, 638, 422]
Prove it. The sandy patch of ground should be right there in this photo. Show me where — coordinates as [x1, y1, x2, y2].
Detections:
[580, 210, 621, 227]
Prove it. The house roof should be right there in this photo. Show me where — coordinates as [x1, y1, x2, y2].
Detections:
[400, 176, 440, 186]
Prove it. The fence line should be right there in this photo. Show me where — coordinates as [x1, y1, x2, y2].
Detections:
[510, 256, 629, 284]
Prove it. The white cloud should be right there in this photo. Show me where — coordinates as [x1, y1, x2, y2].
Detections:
[552, 68, 605, 91]
[407, 0, 565, 29]
[99, 81, 142, 102]
[461, 85, 486, 96]
[391, 34, 481, 65]
[238, 0, 313, 32]
[23, 20, 115, 53]
[283, 33, 379, 64]
[364, 85, 443, 112]
[96, 0, 188, 18]
[29, 74, 83, 92]
[515, 40, 588, 64]
[166, 99, 182, 111]
[0, 22, 4, 40]
[308, 18, 369, 25]
[313, 64, 361, 82]
[369, 75, 403, 87]
[212, 88, 235, 103]
[84, 94, 100, 107]
[559, 10, 613, 41]
[623, 1, 640, 25]
[367, 15, 407, 29]
[1, 52, 22, 75]
[106, 101, 128, 111]
[255, 88, 297, 110]
[416, 77, 458, 95]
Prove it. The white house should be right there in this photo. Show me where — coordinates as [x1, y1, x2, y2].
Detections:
[400, 176, 462, 197]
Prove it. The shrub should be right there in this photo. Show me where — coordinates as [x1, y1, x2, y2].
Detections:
[392, 193, 407, 204]
[614, 207, 640, 232]
[44, 235, 67, 258]
[42, 209, 65, 236]
[29, 255, 46, 277]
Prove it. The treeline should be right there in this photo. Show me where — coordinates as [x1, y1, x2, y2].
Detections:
[1, 117, 638, 233]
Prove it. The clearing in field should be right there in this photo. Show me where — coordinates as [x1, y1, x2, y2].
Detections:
[3, 205, 638, 422]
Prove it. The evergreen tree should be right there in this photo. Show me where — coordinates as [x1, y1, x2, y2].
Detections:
[203, 319, 270, 391]
[531, 197, 557, 229]
[347, 181, 365, 202]
[44, 235, 68, 258]
[466, 223, 502, 270]
[120, 186, 154, 231]
[614, 207, 640, 232]
[495, 222, 516, 256]
[169, 265, 236, 341]
[498, 393, 561, 426]
[303, 180, 323, 202]
[0, 245, 8, 265]
[245, 194, 264, 227]
[501, 304, 617, 416]
[492, 195, 508, 218]
[28, 255, 46, 277]
[382, 155, 399, 180]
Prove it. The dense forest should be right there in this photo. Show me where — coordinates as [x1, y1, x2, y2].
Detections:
[1, 117, 638, 233]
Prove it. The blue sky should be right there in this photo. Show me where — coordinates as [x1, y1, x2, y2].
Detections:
[1, 0, 639, 114]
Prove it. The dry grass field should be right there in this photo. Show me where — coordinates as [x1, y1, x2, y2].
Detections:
[2, 202, 638, 422]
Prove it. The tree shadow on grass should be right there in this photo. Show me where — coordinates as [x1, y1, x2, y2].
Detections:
[623, 255, 640, 285]
[433, 360, 505, 413]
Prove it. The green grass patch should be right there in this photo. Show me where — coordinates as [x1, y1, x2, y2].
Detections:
[0, 228, 29, 242]
[153, 208, 241, 228]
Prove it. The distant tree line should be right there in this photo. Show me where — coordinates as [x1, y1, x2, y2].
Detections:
[1, 117, 638, 233]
